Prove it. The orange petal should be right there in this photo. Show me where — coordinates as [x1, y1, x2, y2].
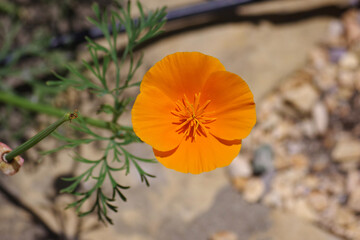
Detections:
[141, 52, 226, 102]
[202, 71, 256, 140]
[132, 86, 183, 151]
[153, 135, 242, 174]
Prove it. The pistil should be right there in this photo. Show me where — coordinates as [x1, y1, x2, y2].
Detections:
[171, 93, 216, 142]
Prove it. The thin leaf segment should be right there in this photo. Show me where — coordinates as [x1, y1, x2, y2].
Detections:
[41, 2, 167, 225]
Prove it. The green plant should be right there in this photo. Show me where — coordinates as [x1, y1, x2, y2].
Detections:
[0, 1, 166, 224]
[50, 1, 166, 224]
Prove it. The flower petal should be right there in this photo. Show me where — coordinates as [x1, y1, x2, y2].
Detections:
[202, 71, 256, 140]
[153, 135, 242, 174]
[132, 86, 183, 151]
[141, 52, 226, 101]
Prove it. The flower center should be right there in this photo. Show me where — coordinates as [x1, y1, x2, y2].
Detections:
[171, 93, 216, 142]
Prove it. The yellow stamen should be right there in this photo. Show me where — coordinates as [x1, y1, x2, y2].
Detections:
[172, 93, 216, 142]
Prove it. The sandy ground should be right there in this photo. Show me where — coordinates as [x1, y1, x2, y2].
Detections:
[0, 0, 354, 239]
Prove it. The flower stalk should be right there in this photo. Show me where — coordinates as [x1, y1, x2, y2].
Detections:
[0, 91, 133, 132]
[4, 111, 78, 162]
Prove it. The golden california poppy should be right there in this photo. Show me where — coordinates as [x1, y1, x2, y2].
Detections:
[132, 52, 256, 174]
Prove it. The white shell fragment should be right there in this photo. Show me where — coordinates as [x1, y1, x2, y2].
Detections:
[0, 142, 24, 176]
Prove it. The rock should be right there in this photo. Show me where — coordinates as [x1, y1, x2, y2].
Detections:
[243, 178, 265, 203]
[348, 187, 360, 212]
[344, 223, 360, 240]
[343, 9, 360, 44]
[324, 94, 339, 113]
[332, 138, 360, 162]
[314, 65, 337, 91]
[335, 103, 351, 122]
[260, 113, 281, 131]
[258, 94, 282, 119]
[355, 70, 360, 91]
[355, 123, 360, 138]
[354, 94, 360, 109]
[276, 102, 300, 119]
[337, 88, 353, 101]
[339, 161, 358, 173]
[292, 199, 318, 222]
[318, 173, 345, 196]
[312, 102, 329, 135]
[232, 177, 248, 192]
[346, 171, 360, 193]
[209, 231, 238, 240]
[291, 154, 309, 170]
[299, 119, 317, 138]
[307, 140, 323, 153]
[303, 175, 320, 191]
[321, 128, 335, 151]
[228, 155, 252, 178]
[311, 154, 330, 172]
[272, 170, 305, 199]
[252, 145, 274, 175]
[338, 70, 355, 89]
[293, 183, 308, 197]
[286, 141, 305, 155]
[271, 121, 293, 140]
[328, 20, 344, 36]
[309, 47, 328, 70]
[273, 155, 291, 170]
[262, 192, 282, 208]
[329, 47, 347, 63]
[307, 191, 329, 212]
[334, 207, 356, 226]
[327, 20, 344, 46]
[339, 52, 359, 70]
[283, 83, 319, 114]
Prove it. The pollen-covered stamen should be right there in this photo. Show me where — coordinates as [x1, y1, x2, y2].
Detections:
[171, 93, 216, 142]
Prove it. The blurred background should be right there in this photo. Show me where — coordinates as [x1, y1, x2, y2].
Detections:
[1, 0, 360, 239]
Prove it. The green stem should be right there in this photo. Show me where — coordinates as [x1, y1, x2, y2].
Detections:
[0, 91, 133, 132]
[4, 113, 73, 162]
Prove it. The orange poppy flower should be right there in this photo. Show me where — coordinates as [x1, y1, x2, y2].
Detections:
[132, 52, 256, 174]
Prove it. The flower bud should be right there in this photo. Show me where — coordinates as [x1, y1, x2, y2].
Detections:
[0, 142, 24, 176]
